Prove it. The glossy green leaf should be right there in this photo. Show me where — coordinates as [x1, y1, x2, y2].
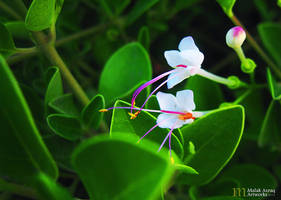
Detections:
[258, 100, 281, 149]
[45, 67, 63, 107]
[266, 68, 281, 100]
[49, 93, 81, 117]
[185, 76, 224, 110]
[216, 0, 236, 17]
[72, 133, 176, 200]
[33, 173, 73, 200]
[0, 54, 58, 182]
[81, 94, 105, 130]
[99, 42, 152, 104]
[125, 0, 159, 25]
[25, 0, 56, 31]
[258, 22, 281, 67]
[138, 26, 150, 50]
[216, 164, 277, 200]
[0, 22, 16, 55]
[5, 21, 30, 40]
[175, 164, 198, 175]
[178, 105, 244, 185]
[47, 114, 82, 141]
[110, 100, 184, 159]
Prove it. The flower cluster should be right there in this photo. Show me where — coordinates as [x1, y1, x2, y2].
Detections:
[101, 27, 247, 161]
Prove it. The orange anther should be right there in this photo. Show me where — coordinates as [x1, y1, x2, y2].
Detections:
[99, 109, 108, 112]
[178, 112, 194, 120]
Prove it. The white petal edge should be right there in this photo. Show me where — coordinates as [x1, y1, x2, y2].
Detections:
[167, 68, 190, 89]
[178, 36, 199, 51]
[176, 90, 195, 111]
[156, 91, 178, 111]
[164, 50, 187, 67]
[179, 50, 204, 66]
[157, 114, 184, 129]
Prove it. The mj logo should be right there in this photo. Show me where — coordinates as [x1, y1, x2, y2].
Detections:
[233, 188, 246, 197]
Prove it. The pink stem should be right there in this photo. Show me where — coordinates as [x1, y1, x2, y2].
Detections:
[158, 120, 178, 152]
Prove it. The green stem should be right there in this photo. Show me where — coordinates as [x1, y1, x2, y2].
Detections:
[0, 1, 22, 20]
[234, 47, 248, 67]
[233, 89, 252, 104]
[32, 32, 90, 106]
[230, 15, 281, 79]
[15, 47, 37, 54]
[0, 178, 37, 199]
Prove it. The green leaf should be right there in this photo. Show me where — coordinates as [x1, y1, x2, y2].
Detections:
[5, 21, 30, 40]
[0, 22, 16, 55]
[33, 173, 73, 200]
[81, 94, 105, 130]
[0, 54, 58, 182]
[258, 100, 281, 149]
[258, 22, 281, 67]
[266, 68, 281, 100]
[45, 67, 63, 108]
[138, 26, 150, 50]
[47, 114, 82, 141]
[101, 0, 131, 16]
[125, 0, 160, 25]
[216, 164, 277, 200]
[72, 133, 176, 200]
[175, 164, 198, 175]
[185, 76, 224, 110]
[216, 0, 236, 17]
[110, 100, 184, 159]
[178, 105, 244, 185]
[49, 93, 81, 117]
[99, 42, 152, 104]
[25, 0, 64, 31]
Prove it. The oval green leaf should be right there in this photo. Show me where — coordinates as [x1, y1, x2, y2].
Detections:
[98, 42, 152, 104]
[81, 94, 105, 130]
[72, 133, 176, 200]
[0, 55, 58, 182]
[178, 105, 245, 185]
[47, 114, 82, 141]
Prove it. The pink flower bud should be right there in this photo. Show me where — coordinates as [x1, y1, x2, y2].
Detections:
[226, 26, 246, 48]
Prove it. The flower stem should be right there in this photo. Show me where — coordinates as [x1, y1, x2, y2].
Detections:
[230, 15, 281, 79]
[233, 89, 252, 104]
[234, 47, 248, 67]
[197, 68, 239, 87]
[32, 32, 90, 106]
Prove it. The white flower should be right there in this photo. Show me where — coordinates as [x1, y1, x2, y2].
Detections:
[226, 26, 246, 48]
[164, 36, 204, 89]
[156, 90, 198, 129]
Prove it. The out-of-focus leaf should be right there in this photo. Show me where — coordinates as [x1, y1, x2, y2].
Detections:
[47, 114, 82, 141]
[5, 21, 30, 40]
[45, 67, 63, 108]
[266, 68, 281, 100]
[0, 54, 58, 182]
[25, 0, 64, 31]
[258, 23, 281, 67]
[216, 0, 236, 17]
[100, 0, 131, 16]
[258, 100, 281, 149]
[0, 22, 16, 55]
[185, 76, 224, 110]
[99, 42, 152, 104]
[49, 93, 81, 117]
[138, 26, 150, 50]
[178, 105, 244, 185]
[33, 173, 73, 200]
[110, 100, 184, 159]
[125, 0, 160, 25]
[72, 133, 176, 200]
[81, 94, 105, 130]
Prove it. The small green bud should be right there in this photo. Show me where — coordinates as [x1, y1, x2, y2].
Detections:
[227, 75, 241, 89]
[241, 58, 256, 74]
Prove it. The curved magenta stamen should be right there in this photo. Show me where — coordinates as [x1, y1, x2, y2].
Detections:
[176, 64, 187, 68]
[130, 69, 177, 113]
[158, 121, 178, 152]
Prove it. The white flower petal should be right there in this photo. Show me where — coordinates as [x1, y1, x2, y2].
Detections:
[183, 119, 194, 125]
[178, 36, 199, 51]
[167, 68, 190, 89]
[179, 50, 204, 66]
[157, 114, 184, 129]
[156, 91, 178, 111]
[164, 50, 187, 67]
[176, 90, 195, 111]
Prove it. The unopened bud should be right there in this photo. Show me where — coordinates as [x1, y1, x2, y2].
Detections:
[226, 26, 246, 48]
